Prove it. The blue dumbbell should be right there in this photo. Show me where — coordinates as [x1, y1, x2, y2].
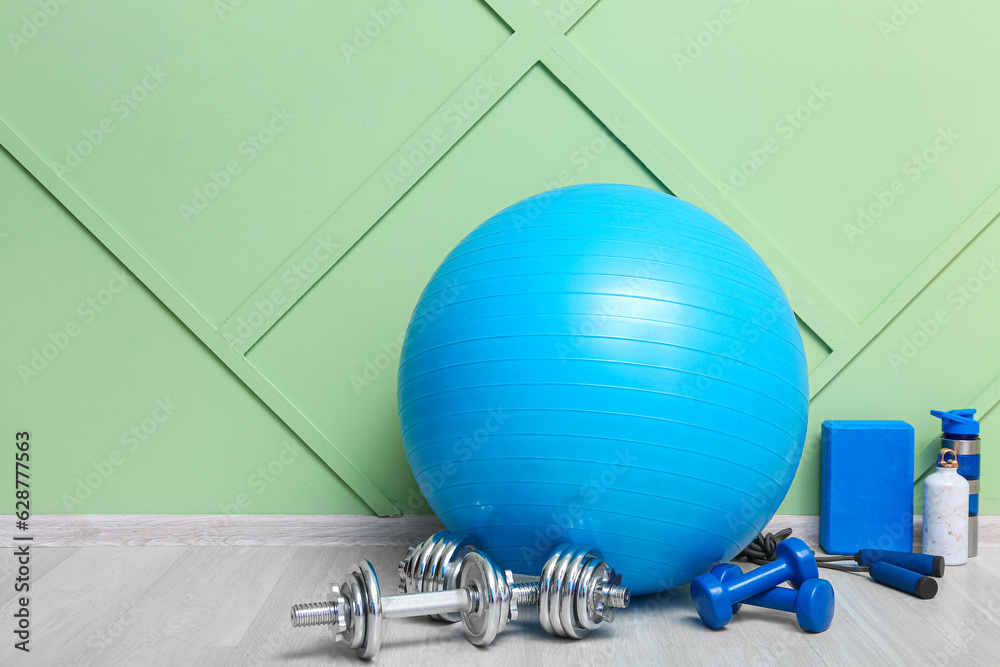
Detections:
[690, 537, 818, 630]
[711, 564, 835, 632]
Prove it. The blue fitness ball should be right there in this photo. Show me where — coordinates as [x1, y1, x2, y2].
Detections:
[397, 184, 808, 595]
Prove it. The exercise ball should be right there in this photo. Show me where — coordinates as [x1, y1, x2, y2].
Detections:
[397, 183, 808, 595]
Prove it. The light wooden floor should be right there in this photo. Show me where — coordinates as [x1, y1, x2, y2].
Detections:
[2, 546, 999, 666]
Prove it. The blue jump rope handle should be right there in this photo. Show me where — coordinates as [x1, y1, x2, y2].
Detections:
[856, 549, 945, 577]
[868, 561, 938, 599]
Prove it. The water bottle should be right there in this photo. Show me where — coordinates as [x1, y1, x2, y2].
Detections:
[931, 409, 980, 557]
[922, 448, 969, 566]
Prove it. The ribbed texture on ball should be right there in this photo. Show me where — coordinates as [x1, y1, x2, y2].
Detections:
[398, 184, 808, 595]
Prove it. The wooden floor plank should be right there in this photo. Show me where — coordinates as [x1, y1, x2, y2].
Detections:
[0, 546, 187, 664]
[914, 550, 1000, 666]
[228, 546, 371, 666]
[969, 548, 1000, 581]
[74, 547, 297, 665]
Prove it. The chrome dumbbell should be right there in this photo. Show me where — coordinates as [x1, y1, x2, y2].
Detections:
[290, 550, 531, 659]
[400, 531, 630, 639]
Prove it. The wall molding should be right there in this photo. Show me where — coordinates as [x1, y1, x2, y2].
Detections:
[2, 514, 445, 547]
[4, 514, 996, 549]
[762, 515, 1000, 553]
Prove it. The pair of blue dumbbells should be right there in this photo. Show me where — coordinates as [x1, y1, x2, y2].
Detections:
[690, 537, 834, 633]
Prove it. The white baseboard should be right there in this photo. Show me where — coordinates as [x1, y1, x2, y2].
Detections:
[2, 514, 445, 547]
[763, 515, 1000, 552]
[3, 514, 997, 549]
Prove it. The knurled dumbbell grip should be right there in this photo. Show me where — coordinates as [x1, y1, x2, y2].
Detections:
[511, 582, 539, 606]
[381, 588, 474, 619]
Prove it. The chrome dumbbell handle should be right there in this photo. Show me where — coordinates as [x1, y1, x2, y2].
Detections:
[291, 591, 475, 627]
[381, 587, 473, 618]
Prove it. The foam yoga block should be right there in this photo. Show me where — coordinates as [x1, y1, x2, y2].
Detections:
[398, 184, 809, 595]
[820, 420, 914, 554]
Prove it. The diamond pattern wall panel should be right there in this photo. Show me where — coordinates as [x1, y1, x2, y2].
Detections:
[1, 0, 997, 515]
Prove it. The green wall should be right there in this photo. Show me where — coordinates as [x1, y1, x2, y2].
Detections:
[1, 0, 997, 516]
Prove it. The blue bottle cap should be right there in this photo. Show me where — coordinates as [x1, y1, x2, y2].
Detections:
[931, 408, 979, 436]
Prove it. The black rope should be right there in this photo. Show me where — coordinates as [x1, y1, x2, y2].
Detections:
[816, 562, 868, 574]
[734, 527, 793, 565]
[737, 529, 873, 575]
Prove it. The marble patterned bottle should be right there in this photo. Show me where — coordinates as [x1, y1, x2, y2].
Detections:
[922, 448, 969, 566]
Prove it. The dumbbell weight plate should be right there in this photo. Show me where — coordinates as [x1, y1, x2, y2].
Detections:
[356, 561, 383, 660]
[342, 572, 368, 651]
[457, 551, 509, 646]
[539, 544, 605, 639]
[575, 558, 608, 633]
[431, 535, 476, 622]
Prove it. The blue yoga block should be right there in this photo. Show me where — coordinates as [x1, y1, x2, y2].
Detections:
[820, 420, 914, 554]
